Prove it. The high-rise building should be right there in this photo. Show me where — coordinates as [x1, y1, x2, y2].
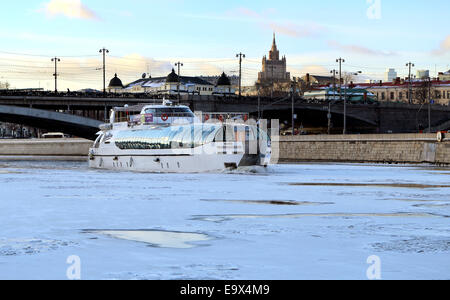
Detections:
[385, 68, 397, 82]
[257, 33, 290, 85]
[416, 70, 430, 79]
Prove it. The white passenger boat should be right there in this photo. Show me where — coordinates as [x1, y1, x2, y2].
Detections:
[88, 101, 271, 173]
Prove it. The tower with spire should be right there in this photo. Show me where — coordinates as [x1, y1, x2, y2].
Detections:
[269, 33, 280, 60]
[257, 33, 290, 85]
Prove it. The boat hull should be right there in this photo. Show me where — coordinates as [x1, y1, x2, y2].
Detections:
[88, 143, 271, 173]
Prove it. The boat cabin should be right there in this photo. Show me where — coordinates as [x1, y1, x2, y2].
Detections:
[109, 103, 195, 126]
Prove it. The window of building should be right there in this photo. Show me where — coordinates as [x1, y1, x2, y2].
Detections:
[381, 92, 385, 100]
[390, 92, 395, 100]
[399, 92, 403, 100]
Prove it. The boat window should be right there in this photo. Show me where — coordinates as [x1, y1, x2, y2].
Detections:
[158, 108, 173, 114]
[180, 127, 195, 148]
[144, 108, 156, 114]
[170, 127, 185, 148]
[193, 128, 205, 146]
[114, 125, 222, 150]
[203, 127, 218, 144]
[93, 134, 103, 148]
[103, 133, 113, 144]
[147, 107, 195, 118]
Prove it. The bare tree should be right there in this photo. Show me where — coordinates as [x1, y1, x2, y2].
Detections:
[414, 80, 435, 104]
[0, 81, 10, 89]
[342, 72, 355, 85]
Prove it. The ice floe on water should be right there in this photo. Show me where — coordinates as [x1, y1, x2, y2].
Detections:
[0, 161, 449, 279]
[85, 230, 212, 249]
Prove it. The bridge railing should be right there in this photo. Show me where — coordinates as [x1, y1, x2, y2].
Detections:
[2, 90, 450, 108]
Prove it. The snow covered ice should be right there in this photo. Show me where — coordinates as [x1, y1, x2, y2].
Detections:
[0, 161, 449, 279]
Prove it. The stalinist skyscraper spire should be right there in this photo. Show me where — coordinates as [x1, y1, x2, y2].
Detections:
[257, 33, 290, 85]
[269, 33, 280, 60]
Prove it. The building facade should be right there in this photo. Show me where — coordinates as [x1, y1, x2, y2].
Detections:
[199, 75, 240, 87]
[108, 74, 124, 93]
[257, 34, 290, 85]
[416, 70, 430, 79]
[356, 80, 450, 105]
[119, 70, 234, 96]
[301, 74, 336, 86]
[438, 70, 450, 81]
[119, 69, 214, 95]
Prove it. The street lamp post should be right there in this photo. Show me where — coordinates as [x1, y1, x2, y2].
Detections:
[236, 53, 245, 98]
[329, 70, 338, 135]
[336, 58, 345, 134]
[51, 57, 61, 93]
[428, 77, 432, 133]
[99, 48, 109, 95]
[406, 62, 415, 104]
[175, 62, 184, 101]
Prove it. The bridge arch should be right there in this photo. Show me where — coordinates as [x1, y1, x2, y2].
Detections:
[256, 105, 377, 125]
[250, 104, 378, 133]
[0, 105, 102, 140]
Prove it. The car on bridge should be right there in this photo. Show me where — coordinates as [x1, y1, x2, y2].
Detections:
[42, 132, 70, 139]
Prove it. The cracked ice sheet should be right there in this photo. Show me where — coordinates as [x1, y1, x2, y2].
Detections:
[0, 161, 448, 279]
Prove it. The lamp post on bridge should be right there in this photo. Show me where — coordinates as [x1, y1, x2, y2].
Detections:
[99, 48, 109, 96]
[175, 62, 184, 101]
[336, 58, 346, 134]
[428, 77, 432, 133]
[406, 62, 415, 104]
[51, 57, 61, 93]
[328, 69, 338, 135]
[236, 53, 245, 99]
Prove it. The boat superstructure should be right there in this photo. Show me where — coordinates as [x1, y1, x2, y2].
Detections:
[88, 101, 271, 173]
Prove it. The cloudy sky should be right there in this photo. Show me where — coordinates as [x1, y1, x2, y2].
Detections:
[0, 0, 449, 90]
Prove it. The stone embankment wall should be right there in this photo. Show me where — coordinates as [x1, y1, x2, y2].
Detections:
[1, 135, 449, 165]
[0, 139, 92, 157]
[277, 134, 450, 165]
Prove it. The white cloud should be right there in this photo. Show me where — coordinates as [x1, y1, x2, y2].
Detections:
[328, 40, 397, 57]
[40, 0, 99, 20]
[432, 35, 450, 55]
[230, 7, 325, 39]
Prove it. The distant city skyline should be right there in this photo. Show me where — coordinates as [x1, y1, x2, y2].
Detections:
[0, 0, 449, 90]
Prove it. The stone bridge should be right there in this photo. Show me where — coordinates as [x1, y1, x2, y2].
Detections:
[189, 98, 450, 133]
[0, 105, 102, 140]
[0, 94, 449, 137]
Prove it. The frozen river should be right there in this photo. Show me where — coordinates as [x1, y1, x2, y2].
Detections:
[0, 160, 449, 280]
